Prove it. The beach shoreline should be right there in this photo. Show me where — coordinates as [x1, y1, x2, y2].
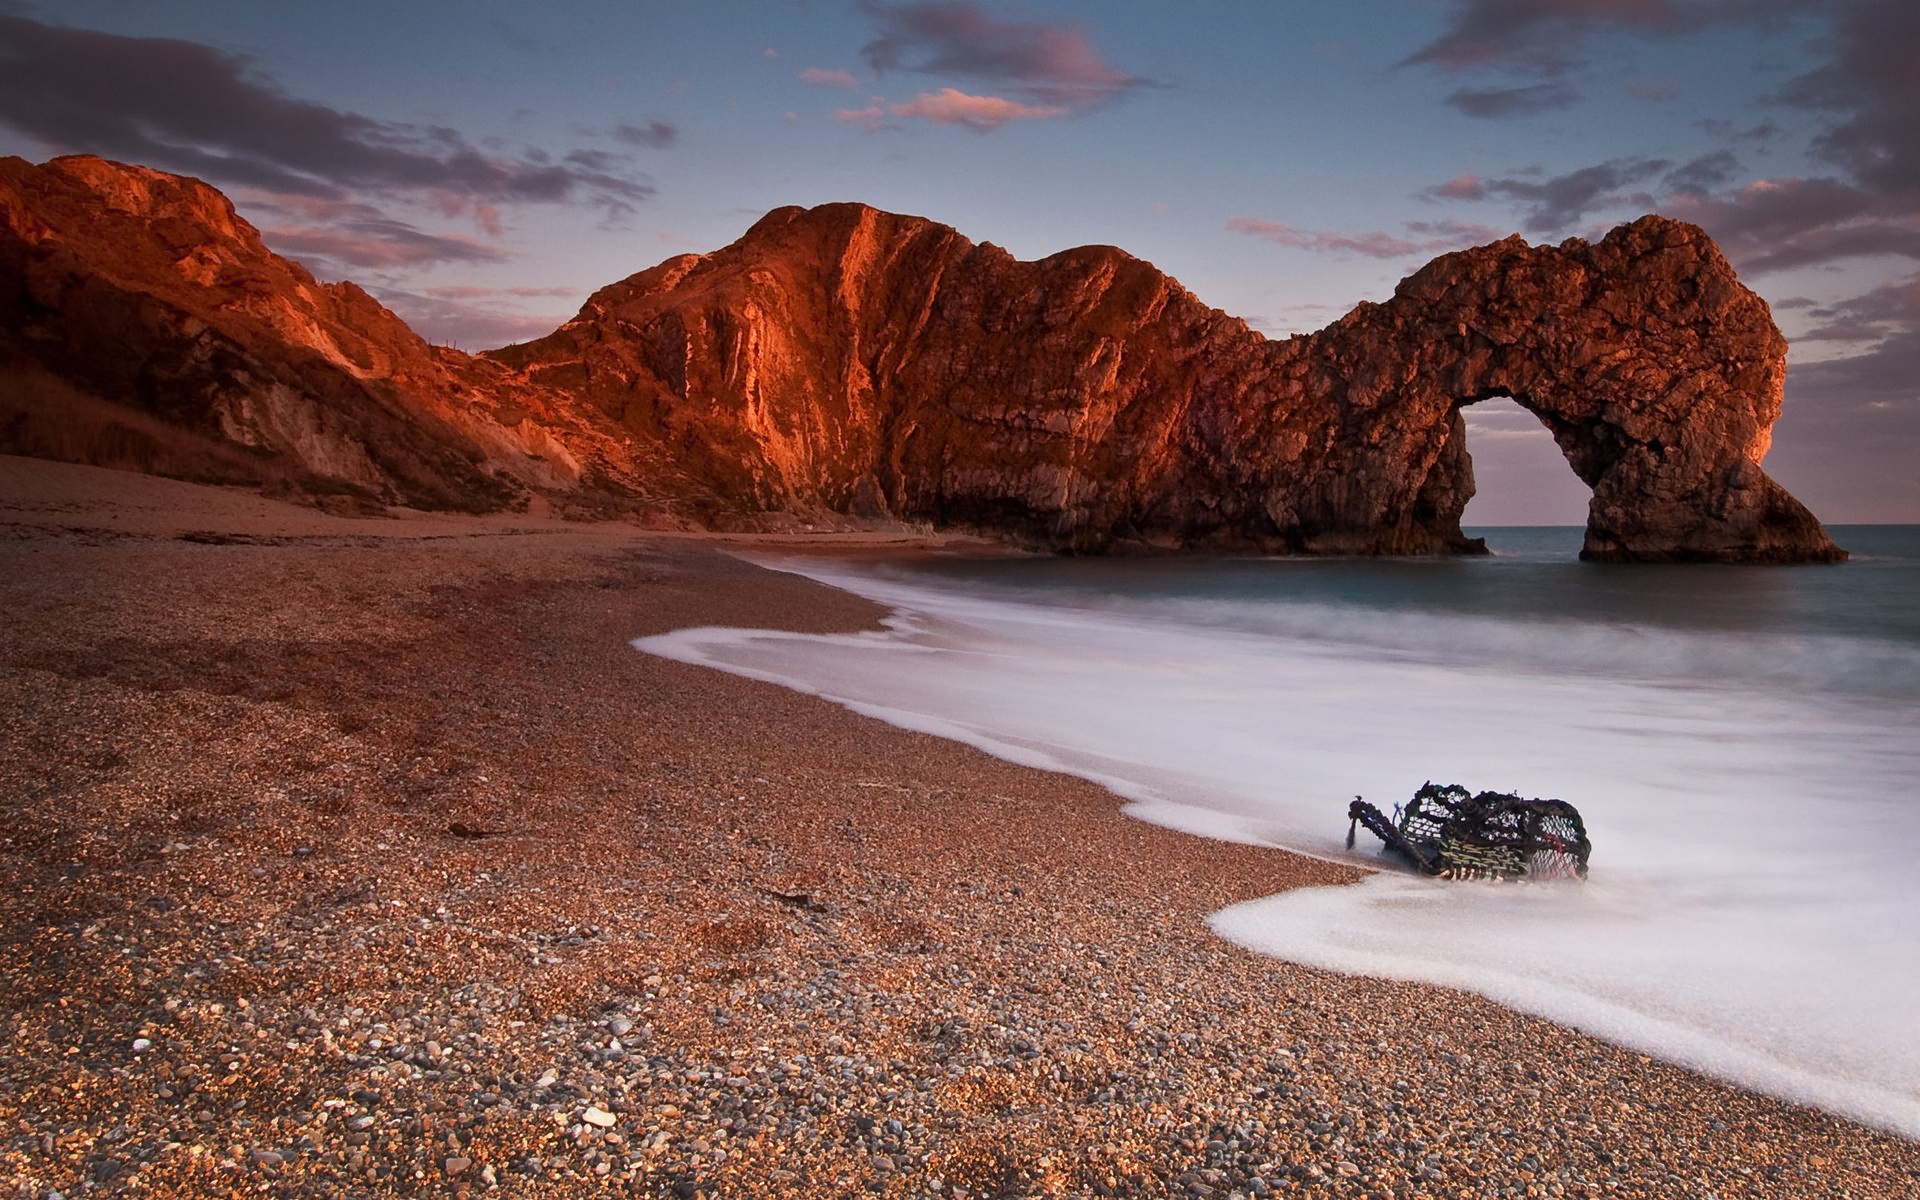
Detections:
[3, 456, 1914, 1198]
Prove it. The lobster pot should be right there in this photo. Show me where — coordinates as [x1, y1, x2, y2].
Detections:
[1349, 783, 1592, 881]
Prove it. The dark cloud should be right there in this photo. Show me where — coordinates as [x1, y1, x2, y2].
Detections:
[0, 14, 652, 211]
[1402, 218, 1509, 243]
[1779, 0, 1920, 204]
[1663, 151, 1742, 196]
[1787, 334, 1920, 414]
[1798, 274, 1920, 344]
[859, 1, 1144, 109]
[1474, 158, 1670, 233]
[612, 121, 678, 148]
[563, 148, 625, 173]
[1402, 0, 1793, 77]
[1445, 81, 1579, 118]
[1662, 177, 1920, 274]
[246, 196, 511, 271]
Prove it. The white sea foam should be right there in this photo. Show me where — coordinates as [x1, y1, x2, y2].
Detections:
[633, 553, 1920, 1139]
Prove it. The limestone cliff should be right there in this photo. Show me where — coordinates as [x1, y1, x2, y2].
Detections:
[501, 202, 1841, 561]
[0, 156, 1844, 561]
[0, 155, 704, 517]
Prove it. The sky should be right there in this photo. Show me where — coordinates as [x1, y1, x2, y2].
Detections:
[0, 1, 1914, 523]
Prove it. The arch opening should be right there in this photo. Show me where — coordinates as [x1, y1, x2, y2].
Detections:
[1457, 396, 1593, 550]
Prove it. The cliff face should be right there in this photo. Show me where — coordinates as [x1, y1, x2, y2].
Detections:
[0, 156, 1843, 561]
[501, 202, 1840, 561]
[0, 155, 703, 517]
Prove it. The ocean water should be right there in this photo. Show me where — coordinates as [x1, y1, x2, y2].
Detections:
[633, 525, 1920, 1138]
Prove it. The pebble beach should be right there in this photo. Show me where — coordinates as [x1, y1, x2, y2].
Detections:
[3, 456, 1916, 1200]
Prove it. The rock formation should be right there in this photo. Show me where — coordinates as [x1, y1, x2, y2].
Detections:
[1, 155, 1844, 561]
[0, 155, 705, 517]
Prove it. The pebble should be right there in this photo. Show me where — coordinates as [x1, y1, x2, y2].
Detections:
[582, 1105, 617, 1128]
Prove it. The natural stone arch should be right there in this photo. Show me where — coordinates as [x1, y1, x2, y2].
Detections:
[1250, 217, 1845, 562]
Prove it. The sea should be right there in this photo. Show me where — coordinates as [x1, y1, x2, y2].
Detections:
[633, 525, 1920, 1139]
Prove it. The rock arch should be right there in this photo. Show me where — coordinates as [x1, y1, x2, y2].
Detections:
[501, 206, 1843, 562]
[1273, 217, 1845, 562]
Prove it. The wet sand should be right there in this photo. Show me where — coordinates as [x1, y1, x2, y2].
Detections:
[2, 455, 1914, 1198]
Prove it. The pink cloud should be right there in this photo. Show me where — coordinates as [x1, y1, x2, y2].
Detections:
[836, 102, 891, 131]
[1226, 219, 1423, 258]
[240, 191, 513, 270]
[800, 67, 860, 88]
[860, 1, 1142, 109]
[1225, 217, 1508, 258]
[838, 87, 1066, 133]
[263, 224, 507, 270]
[1429, 173, 1487, 201]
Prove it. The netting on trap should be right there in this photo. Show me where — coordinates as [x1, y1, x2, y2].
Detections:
[1346, 781, 1591, 880]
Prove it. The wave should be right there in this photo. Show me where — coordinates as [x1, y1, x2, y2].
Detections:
[633, 551, 1920, 1138]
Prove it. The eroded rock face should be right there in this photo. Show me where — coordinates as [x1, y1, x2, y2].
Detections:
[0, 155, 701, 516]
[503, 203, 1841, 561]
[0, 156, 1843, 561]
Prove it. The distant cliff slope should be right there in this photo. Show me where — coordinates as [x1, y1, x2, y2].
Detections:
[0, 155, 1842, 561]
[0, 155, 709, 518]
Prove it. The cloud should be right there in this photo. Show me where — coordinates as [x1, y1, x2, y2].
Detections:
[800, 67, 860, 88]
[859, 1, 1143, 110]
[1426, 174, 1487, 201]
[263, 224, 506, 271]
[611, 121, 677, 148]
[1445, 81, 1579, 118]
[1779, 0, 1920, 205]
[370, 287, 571, 350]
[1491, 159, 1664, 232]
[1787, 331, 1920, 414]
[1401, 0, 1789, 77]
[243, 195, 511, 271]
[1427, 158, 1670, 234]
[1225, 217, 1507, 258]
[838, 88, 1065, 133]
[1663, 150, 1742, 196]
[0, 14, 652, 213]
[1403, 218, 1510, 243]
[1797, 274, 1920, 344]
[1661, 176, 1920, 274]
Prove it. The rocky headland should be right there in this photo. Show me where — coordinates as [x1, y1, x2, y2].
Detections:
[0, 155, 1843, 561]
